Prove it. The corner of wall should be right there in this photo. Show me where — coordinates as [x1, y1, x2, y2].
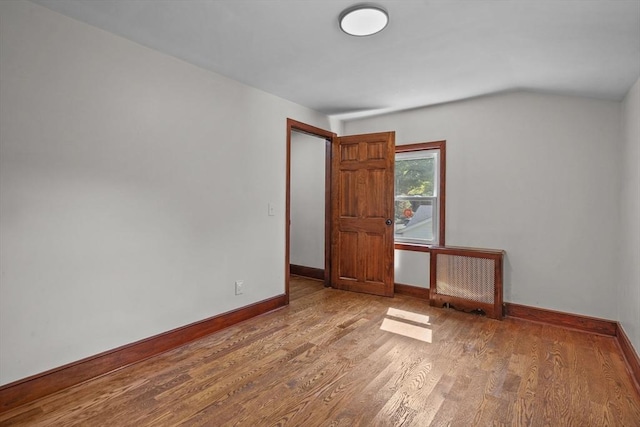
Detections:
[328, 116, 344, 136]
[618, 75, 640, 353]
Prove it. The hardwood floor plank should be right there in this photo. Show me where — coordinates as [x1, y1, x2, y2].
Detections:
[446, 369, 492, 426]
[1, 276, 639, 426]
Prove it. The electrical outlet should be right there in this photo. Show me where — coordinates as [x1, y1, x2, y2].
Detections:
[235, 280, 244, 295]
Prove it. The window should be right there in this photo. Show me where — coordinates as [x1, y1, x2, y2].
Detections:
[394, 141, 445, 246]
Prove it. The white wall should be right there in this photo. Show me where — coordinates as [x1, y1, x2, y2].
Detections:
[290, 131, 325, 269]
[0, 0, 331, 385]
[394, 250, 430, 288]
[619, 77, 640, 352]
[345, 92, 622, 319]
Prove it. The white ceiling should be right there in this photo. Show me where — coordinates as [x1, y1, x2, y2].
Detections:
[32, 0, 640, 120]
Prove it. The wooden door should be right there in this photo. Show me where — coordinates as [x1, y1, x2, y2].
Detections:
[331, 131, 395, 297]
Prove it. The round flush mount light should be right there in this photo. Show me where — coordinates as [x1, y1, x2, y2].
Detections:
[339, 4, 389, 37]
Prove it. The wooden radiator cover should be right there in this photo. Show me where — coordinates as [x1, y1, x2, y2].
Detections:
[429, 246, 505, 320]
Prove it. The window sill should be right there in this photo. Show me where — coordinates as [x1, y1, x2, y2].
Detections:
[394, 242, 441, 252]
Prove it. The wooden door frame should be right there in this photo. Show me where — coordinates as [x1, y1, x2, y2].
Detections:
[286, 119, 336, 303]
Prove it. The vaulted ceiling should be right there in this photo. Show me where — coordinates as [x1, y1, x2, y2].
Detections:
[32, 0, 640, 119]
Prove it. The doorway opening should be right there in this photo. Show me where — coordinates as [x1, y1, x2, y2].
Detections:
[286, 119, 397, 301]
[285, 119, 335, 302]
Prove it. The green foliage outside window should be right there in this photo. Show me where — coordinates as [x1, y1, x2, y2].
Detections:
[395, 157, 435, 222]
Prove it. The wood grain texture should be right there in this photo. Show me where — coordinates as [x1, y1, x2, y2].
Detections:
[505, 302, 617, 336]
[0, 294, 287, 414]
[1, 277, 639, 426]
[331, 131, 395, 297]
[617, 322, 640, 394]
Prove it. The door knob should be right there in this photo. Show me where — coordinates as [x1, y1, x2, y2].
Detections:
[385, 219, 392, 225]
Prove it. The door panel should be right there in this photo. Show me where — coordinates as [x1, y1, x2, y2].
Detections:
[337, 231, 359, 280]
[340, 142, 360, 162]
[331, 131, 395, 297]
[364, 232, 386, 282]
[364, 169, 387, 218]
[340, 171, 358, 217]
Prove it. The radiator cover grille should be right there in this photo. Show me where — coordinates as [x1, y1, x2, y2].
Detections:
[436, 255, 495, 303]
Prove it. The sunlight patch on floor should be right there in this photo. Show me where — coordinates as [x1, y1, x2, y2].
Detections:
[380, 308, 432, 343]
[386, 307, 430, 325]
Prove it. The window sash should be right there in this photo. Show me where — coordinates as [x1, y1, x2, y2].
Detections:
[395, 149, 440, 245]
[394, 197, 438, 245]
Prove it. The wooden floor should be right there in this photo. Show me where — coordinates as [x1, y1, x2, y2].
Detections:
[1, 276, 639, 426]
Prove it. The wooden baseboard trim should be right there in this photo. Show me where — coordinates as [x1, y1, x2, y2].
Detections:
[394, 283, 430, 300]
[504, 303, 617, 336]
[504, 303, 640, 392]
[616, 323, 640, 395]
[0, 294, 288, 414]
[290, 264, 324, 281]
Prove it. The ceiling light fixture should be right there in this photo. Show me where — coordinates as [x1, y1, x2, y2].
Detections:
[339, 4, 389, 37]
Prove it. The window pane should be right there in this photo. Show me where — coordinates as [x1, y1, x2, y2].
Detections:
[395, 155, 436, 197]
[395, 151, 438, 243]
[394, 199, 435, 241]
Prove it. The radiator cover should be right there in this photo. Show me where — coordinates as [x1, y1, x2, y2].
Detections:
[430, 247, 504, 319]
